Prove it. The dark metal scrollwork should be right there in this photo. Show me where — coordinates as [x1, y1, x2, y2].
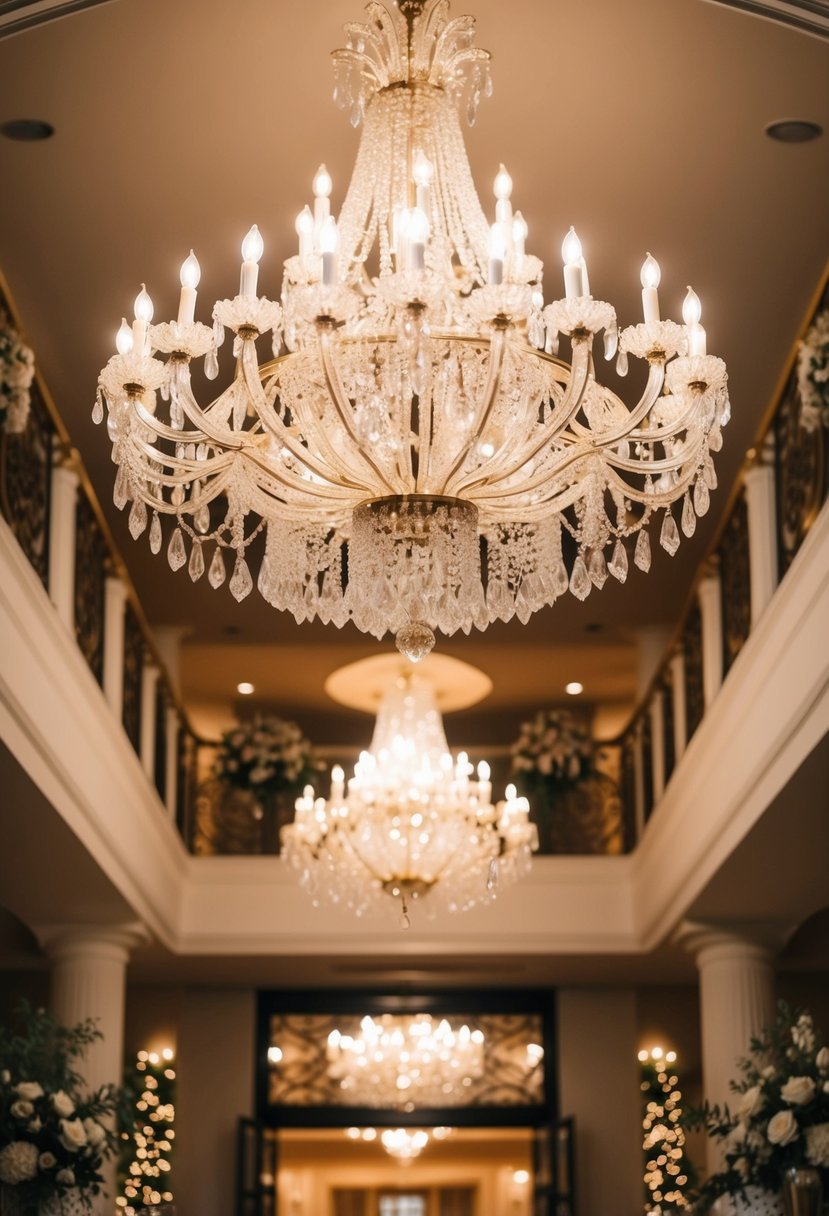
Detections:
[775, 373, 825, 574]
[122, 603, 144, 754]
[0, 379, 53, 587]
[719, 493, 751, 675]
[683, 602, 704, 742]
[73, 493, 107, 684]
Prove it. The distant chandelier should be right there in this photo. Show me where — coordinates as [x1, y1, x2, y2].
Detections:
[329, 1015, 484, 1107]
[280, 670, 536, 921]
[346, 1125, 452, 1160]
[95, 0, 730, 662]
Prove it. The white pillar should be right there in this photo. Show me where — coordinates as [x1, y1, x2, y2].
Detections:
[698, 563, 723, 708]
[669, 650, 687, 762]
[633, 720, 646, 839]
[636, 625, 671, 701]
[744, 437, 779, 626]
[165, 705, 180, 818]
[649, 688, 666, 802]
[679, 922, 776, 1172]
[103, 576, 128, 719]
[48, 460, 79, 632]
[153, 625, 189, 700]
[37, 924, 147, 1213]
[140, 663, 160, 781]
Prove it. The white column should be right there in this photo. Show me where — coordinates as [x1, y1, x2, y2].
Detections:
[632, 720, 646, 839]
[37, 924, 147, 1213]
[636, 625, 671, 700]
[140, 663, 160, 781]
[649, 688, 666, 802]
[48, 459, 79, 632]
[680, 922, 776, 1172]
[153, 624, 189, 700]
[103, 576, 128, 719]
[744, 437, 779, 626]
[698, 563, 723, 708]
[165, 705, 180, 818]
[670, 650, 687, 762]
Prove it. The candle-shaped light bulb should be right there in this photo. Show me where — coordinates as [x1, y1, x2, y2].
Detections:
[406, 206, 429, 271]
[494, 163, 513, 224]
[413, 149, 434, 187]
[313, 164, 333, 227]
[295, 205, 314, 258]
[683, 285, 707, 355]
[562, 227, 584, 298]
[682, 285, 702, 327]
[177, 251, 200, 325]
[116, 317, 134, 355]
[512, 211, 528, 274]
[319, 215, 339, 286]
[132, 284, 153, 355]
[477, 760, 491, 781]
[488, 222, 508, 285]
[640, 252, 661, 323]
[240, 225, 263, 298]
[505, 782, 517, 801]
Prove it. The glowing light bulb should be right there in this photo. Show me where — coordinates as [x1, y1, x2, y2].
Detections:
[295, 206, 314, 258]
[313, 164, 333, 198]
[413, 149, 434, 186]
[240, 226, 263, 297]
[562, 228, 584, 298]
[494, 163, 513, 200]
[319, 215, 339, 254]
[116, 318, 134, 355]
[134, 285, 154, 323]
[477, 760, 491, 781]
[241, 225, 264, 264]
[561, 227, 583, 268]
[179, 251, 200, 290]
[512, 211, 528, 245]
[640, 253, 661, 290]
[488, 222, 508, 285]
[683, 286, 702, 327]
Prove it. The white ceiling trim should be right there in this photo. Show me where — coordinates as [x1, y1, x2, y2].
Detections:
[0, 0, 118, 39]
[702, 0, 829, 39]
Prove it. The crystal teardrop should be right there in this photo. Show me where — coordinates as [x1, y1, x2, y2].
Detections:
[587, 549, 608, 589]
[395, 621, 435, 663]
[128, 498, 147, 540]
[486, 858, 499, 892]
[694, 476, 711, 516]
[167, 526, 187, 572]
[208, 546, 226, 589]
[229, 556, 253, 601]
[660, 511, 681, 556]
[149, 511, 162, 555]
[681, 492, 697, 538]
[113, 464, 129, 510]
[552, 561, 569, 598]
[709, 425, 723, 452]
[188, 542, 205, 582]
[604, 326, 618, 361]
[194, 504, 211, 535]
[92, 393, 104, 425]
[204, 349, 219, 381]
[569, 555, 592, 601]
[616, 348, 629, 377]
[634, 529, 652, 572]
[608, 539, 628, 583]
[212, 316, 225, 347]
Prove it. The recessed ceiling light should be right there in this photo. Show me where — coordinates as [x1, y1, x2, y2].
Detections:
[765, 119, 823, 144]
[565, 681, 583, 696]
[237, 681, 255, 695]
[0, 119, 54, 142]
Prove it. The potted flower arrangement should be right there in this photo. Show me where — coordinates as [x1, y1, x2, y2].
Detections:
[0, 311, 35, 435]
[797, 306, 829, 434]
[212, 715, 319, 853]
[690, 1003, 829, 1215]
[0, 1002, 124, 1216]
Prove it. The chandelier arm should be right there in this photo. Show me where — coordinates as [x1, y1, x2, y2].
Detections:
[127, 468, 234, 516]
[242, 451, 363, 505]
[568, 360, 666, 446]
[437, 326, 506, 493]
[625, 395, 713, 444]
[602, 436, 707, 478]
[317, 326, 402, 494]
[474, 461, 592, 516]
[169, 360, 271, 452]
[449, 340, 591, 497]
[253, 395, 378, 495]
[126, 432, 235, 482]
[130, 396, 227, 449]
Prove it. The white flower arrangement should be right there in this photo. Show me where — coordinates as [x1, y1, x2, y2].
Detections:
[510, 709, 593, 784]
[0, 310, 35, 435]
[690, 1003, 829, 1205]
[215, 714, 318, 801]
[797, 306, 829, 433]
[0, 1003, 123, 1213]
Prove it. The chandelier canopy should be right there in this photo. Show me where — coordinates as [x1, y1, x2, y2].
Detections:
[329, 1014, 484, 1107]
[280, 668, 536, 920]
[96, 0, 729, 661]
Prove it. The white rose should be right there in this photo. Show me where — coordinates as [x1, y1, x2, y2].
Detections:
[38, 1152, 57, 1170]
[816, 1047, 829, 1072]
[15, 1082, 44, 1101]
[82, 1118, 106, 1148]
[0, 1141, 39, 1184]
[738, 1086, 763, 1118]
[10, 1099, 34, 1120]
[781, 1076, 816, 1106]
[762, 1065, 776, 1078]
[27, 1118, 42, 1133]
[51, 1089, 75, 1118]
[768, 1110, 800, 1146]
[1, 1070, 10, 1085]
[58, 1117, 87, 1152]
[805, 1122, 829, 1168]
[56, 1168, 75, 1186]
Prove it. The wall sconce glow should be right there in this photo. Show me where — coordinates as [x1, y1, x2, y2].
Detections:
[512, 1170, 530, 1185]
[565, 681, 583, 695]
[237, 681, 255, 695]
[267, 1045, 284, 1064]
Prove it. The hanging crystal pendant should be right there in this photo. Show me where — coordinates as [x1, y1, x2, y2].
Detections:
[229, 556, 253, 601]
[634, 528, 651, 572]
[149, 512, 162, 554]
[167, 526, 187, 571]
[681, 492, 697, 538]
[569, 555, 591, 600]
[608, 539, 628, 582]
[660, 511, 681, 556]
[188, 541, 205, 582]
[395, 621, 436, 663]
[208, 545, 226, 589]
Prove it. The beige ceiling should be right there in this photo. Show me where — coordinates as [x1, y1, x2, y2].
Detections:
[0, 0, 827, 734]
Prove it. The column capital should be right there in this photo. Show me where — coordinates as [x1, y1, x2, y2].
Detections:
[674, 918, 787, 963]
[35, 922, 148, 966]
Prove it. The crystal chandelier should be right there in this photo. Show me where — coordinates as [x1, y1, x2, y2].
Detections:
[95, 0, 730, 662]
[346, 1126, 452, 1160]
[280, 669, 536, 921]
[328, 1015, 484, 1107]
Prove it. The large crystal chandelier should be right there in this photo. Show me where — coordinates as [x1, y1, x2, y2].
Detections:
[280, 669, 536, 921]
[328, 1014, 484, 1107]
[96, 0, 729, 662]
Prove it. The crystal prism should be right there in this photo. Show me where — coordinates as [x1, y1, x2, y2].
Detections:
[167, 526, 187, 571]
[588, 549, 608, 589]
[694, 476, 711, 516]
[660, 511, 681, 556]
[149, 511, 162, 555]
[569, 555, 592, 601]
[91, 394, 103, 425]
[681, 492, 696, 538]
[616, 349, 629, 377]
[608, 539, 628, 583]
[208, 546, 226, 589]
[229, 556, 253, 601]
[634, 529, 651, 572]
[188, 542, 205, 582]
[113, 464, 129, 511]
[395, 622, 436, 663]
[128, 498, 147, 539]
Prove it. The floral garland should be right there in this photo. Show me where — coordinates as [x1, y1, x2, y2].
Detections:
[0, 1002, 124, 1213]
[510, 709, 593, 784]
[689, 1003, 829, 1205]
[797, 307, 829, 433]
[214, 714, 319, 802]
[0, 310, 35, 435]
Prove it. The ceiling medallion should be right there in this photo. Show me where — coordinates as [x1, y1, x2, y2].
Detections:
[96, 0, 729, 662]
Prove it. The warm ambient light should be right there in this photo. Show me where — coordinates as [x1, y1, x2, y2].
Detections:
[565, 681, 583, 695]
[267, 1046, 284, 1064]
[97, 0, 730, 668]
[236, 681, 255, 695]
[512, 1170, 530, 1185]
